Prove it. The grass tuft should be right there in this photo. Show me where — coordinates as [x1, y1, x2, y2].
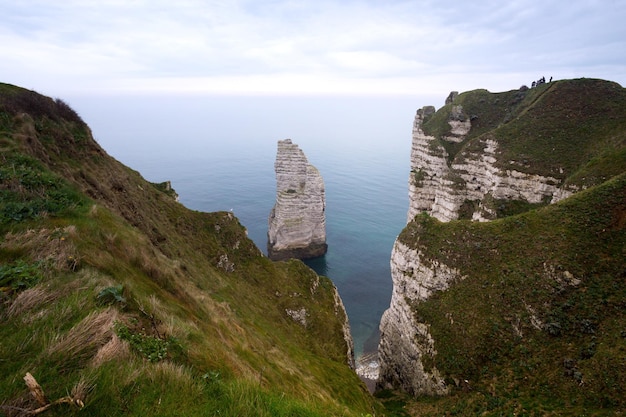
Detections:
[46, 309, 119, 368]
[5, 285, 59, 319]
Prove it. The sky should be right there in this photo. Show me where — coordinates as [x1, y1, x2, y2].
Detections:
[1, 0, 626, 100]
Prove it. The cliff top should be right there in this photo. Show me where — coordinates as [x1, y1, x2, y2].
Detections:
[420, 78, 626, 187]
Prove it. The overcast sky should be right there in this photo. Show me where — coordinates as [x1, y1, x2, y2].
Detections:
[1, 0, 625, 99]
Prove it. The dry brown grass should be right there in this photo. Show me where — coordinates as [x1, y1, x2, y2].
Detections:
[1, 226, 80, 272]
[70, 375, 94, 406]
[145, 362, 204, 397]
[1, 372, 92, 416]
[91, 333, 130, 368]
[146, 361, 192, 383]
[88, 204, 99, 217]
[5, 268, 101, 321]
[5, 285, 60, 319]
[46, 308, 119, 365]
[130, 243, 182, 288]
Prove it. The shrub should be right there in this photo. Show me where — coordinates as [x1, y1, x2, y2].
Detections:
[0, 153, 88, 224]
[96, 285, 126, 306]
[0, 88, 84, 125]
[0, 260, 43, 292]
[114, 322, 179, 363]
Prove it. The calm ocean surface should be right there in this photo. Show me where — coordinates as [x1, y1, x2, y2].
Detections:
[72, 94, 422, 358]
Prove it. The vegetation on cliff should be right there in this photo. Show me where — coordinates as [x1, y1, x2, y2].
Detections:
[0, 83, 377, 416]
[422, 78, 626, 188]
[2, 77, 623, 417]
[393, 79, 626, 415]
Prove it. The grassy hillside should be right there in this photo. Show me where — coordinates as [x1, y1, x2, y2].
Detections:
[0, 83, 378, 416]
[396, 174, 625, 415]
[390, 79, 626, 415]
[422, 79, 626, 187]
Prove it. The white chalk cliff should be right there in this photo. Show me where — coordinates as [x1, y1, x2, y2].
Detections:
[268, 139, 327, 261]
[376, 239, 453, 395]
[377, 90, 582, 395]
[406, 104, 575, 223]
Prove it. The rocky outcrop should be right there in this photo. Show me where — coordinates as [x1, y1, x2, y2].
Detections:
[332, 283, 356, 369]
[268, 139, 327, 260]
[406, 101, 575, 223]
[378, 90, 582, 396]
[376, 240, 453, 395]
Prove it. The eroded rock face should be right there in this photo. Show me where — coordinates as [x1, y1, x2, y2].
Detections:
[376, 240, 453, 395]
[406, 103, 575, 223]
[332, 283, 356, 369]
[378, 92, 580, 396]
[268, 139, 327, 260]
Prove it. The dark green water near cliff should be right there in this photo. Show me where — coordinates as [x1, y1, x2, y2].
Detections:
[72, 94, 417, 357]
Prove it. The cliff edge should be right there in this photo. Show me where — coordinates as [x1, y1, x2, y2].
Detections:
[377, 79, 626, 413]
[268, 139, 328, 260]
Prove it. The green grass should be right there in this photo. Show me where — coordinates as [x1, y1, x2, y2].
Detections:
[421, 86, 538, 162]
[0, 82, 379, 416]
[393, 80, 625, 415]
[0, 153, 89, 225]
[0, 259, 43, 292]
[396, 173, 626, 414]
[420, 79, 626, 187]
[494, 79, 626, 180]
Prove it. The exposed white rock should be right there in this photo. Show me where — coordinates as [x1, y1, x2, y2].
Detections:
[389, 241, 461, 304]
[407, 104, 571, 223]
[331, 284, 356, 369]
[268, 139, 327, 260]
[356, 352, 380, 381]
[407, 107, 450, 222]
[443, 105, 471, 142]
[543, 262, 582, 289]
[216, 254, 234, 272]
[286, 308, 307, 327]
[376, 241, 455, 395]
[551, 186, 578, 203]
[378, 92, 587, 396]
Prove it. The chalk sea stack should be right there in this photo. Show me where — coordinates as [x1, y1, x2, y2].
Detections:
[268, 139, 327, 261]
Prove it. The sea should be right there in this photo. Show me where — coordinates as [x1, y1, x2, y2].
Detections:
[69, 94, 428, 359]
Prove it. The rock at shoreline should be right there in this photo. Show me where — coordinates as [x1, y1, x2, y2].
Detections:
[268, 139, 327, 261]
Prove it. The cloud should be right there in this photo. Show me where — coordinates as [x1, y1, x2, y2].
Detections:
[1, 0, 625, 97]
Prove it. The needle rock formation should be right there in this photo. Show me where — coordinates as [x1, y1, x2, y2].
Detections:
[268, 139, 327, 261]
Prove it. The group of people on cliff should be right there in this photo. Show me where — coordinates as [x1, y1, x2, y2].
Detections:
[531, 76, 552, 88]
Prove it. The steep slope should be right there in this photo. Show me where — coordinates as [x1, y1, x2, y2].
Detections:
[0, 83, 375, 416]
[377, 79, 626, 415]
[406, 79, 626, 222]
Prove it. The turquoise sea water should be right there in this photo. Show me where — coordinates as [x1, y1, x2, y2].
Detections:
[73, 94, 419, 357]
